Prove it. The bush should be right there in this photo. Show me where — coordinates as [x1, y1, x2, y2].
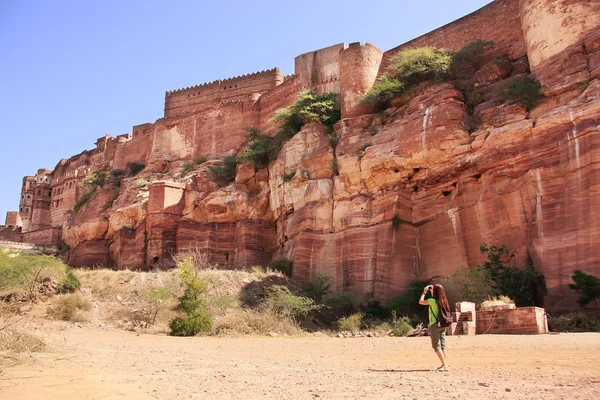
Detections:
[364, 300, 388, 318]
[58, 266, 80, 293]
[330, 158, 339, 176]
[268, 258, 293, 278]
[387, 279, 430, 323]
[392, 214, 402, 229]
[337, 312, 363, 332]
[450, 40, 495, 80]
[388, 47, 452, 86]
[361, 76, 405, 110]
[0, 253, 73, 301]
[127, 162, 145, 176]
[303, 274, 331, 303]
[283, 171, 296, 182]
[195, 155, 208, 165]
[209, 155, 238, 184]
[265, 285, 322, 318]
[169, 255, 213, 336]
[390, 311, 413, 336]
[239, 127, 279, 168]
[502, 75, 542, 110]
[569, 270, 600, 308]
[213, 308, 301, 336]
[273, 91, 341, 137]
[549, 312, 600, 333]
[181, 162, 194, 176]
[73, 189, 95, 212]
[478, 244, 547, 307]
[47, 293, 91, 322]
[169, 309, 213, 336]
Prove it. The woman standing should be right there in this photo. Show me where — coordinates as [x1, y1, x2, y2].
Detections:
[419, 284, 450, 371]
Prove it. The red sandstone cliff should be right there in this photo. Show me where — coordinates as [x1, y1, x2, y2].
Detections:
[6, 0, 600, 309]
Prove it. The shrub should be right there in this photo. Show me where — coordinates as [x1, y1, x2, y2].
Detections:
[107, 169, 125, 187]
[47, 293, 91, 322]
[213, 308, 301, 336]
[327, 131, 340, 150]
[169, 309, 213, 336]
[502, 75, 542, 110]
[0, 328, 47, 352]
[127, 162, 145, 176]
[265, 285, 322, 318]
[268, 258, 293, 278]
[367, 125, 379, 136]
[136, 179, 149, 188]
[0, 253, 72, 301]
[169, 255, 213, 336]
[303, 274, 331, 303]
[239, 127, 279, 168]
[195, 155, 208, 165]
[327, 291, 356, 315]
[181, 162, 194, 176]
[58, 266, 80, 293]
[390, 311, 413, 336]
[283, 171, 296, 182]
[387, 279, 430, 323]
[83, 171, 106, 188]
[392, 213, 402, 229]
[361, 75, 405, 110]
[337, 312, 363, 332]
[330, 158, 339, 176]
[569, 270, 600, 308]
[450, 40, 495, 80]
[209, 155, 238, 184]
[388, 47, 452, 86]
[73, 189, 95, 212]
[549, 312, 600, 332]
[364, 300, 388, 318]
[273, 91, 341, 137]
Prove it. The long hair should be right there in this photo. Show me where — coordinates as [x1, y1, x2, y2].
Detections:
[433, 284, 450, 311]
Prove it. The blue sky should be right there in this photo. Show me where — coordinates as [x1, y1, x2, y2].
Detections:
[0, 0, 491, 221]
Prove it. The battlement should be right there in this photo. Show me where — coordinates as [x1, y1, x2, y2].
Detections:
[166, 68, 282, 95]
[164, 67, 283, 119]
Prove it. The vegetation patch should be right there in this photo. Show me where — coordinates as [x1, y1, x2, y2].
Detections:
[273, 91, 341, 138]
[569, 270, 600, 308]
[337, 312, 363, 333]
[181, 162, 194, 176]
[47, 293, 92, 322]
[127, 162, 145, 176]
[450, 40, 495, 80]
[282, 171, 296, 182]
[268, 258, 293, 278]
[239, 127, 279, 168]
[209, 155, 238, 185]
[502, 75, 542, 110]
[195, 155, 208, 165]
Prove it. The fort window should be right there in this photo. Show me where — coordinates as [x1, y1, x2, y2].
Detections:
[38, 190, 41, 195]
[20, 207, 22, 212]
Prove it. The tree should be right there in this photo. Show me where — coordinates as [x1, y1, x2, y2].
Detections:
[569, 270, 600, 308]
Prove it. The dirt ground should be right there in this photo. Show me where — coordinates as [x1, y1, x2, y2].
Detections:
[1, 321, 599, 400]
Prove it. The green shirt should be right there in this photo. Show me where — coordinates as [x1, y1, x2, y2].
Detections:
[427, 298, 439, 326]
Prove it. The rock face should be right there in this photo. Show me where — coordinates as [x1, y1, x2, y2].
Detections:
[7, 0, 600, 309]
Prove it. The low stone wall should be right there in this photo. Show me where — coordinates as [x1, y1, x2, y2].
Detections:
[476, 306, 547, 334]
[0, 240, 58, 255]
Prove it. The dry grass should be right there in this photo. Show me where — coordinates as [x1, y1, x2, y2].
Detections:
[0, 329, 46, 353]
[480, 295, 515, 310]
[337, 312, 364, 333]
[46, 293, 92, 322]
[213, 307, 302, 336]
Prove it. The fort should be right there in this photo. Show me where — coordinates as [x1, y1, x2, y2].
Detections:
[3, 0, 599, 309]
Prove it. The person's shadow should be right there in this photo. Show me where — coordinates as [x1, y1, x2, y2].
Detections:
[368, 368, 431, 373]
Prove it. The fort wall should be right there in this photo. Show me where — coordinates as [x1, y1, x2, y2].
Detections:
[164, 68, 283, 119]
[339, 43, 383, 118]
[4, 212, 22, 228]
[294, 43, 346, 94]
[380, 0, 528, 76]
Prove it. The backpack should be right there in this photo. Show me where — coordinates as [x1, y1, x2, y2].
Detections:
[432, 305, 453, 328]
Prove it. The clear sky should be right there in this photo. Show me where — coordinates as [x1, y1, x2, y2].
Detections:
[0, 0, 491, 221]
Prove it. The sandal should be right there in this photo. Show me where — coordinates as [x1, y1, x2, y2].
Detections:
[436, 365, 449, 372]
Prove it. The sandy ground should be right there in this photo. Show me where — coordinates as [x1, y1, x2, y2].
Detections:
[1, 322, 599, 400]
